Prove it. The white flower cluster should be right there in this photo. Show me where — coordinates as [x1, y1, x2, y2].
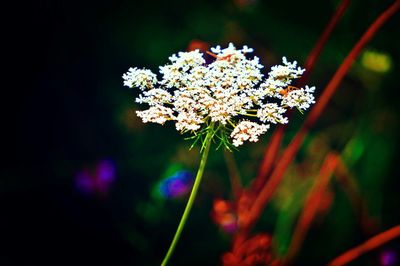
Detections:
[123, 43, 316, 147]
[281, 85, 315, 111]
[230, 121, 270, 147]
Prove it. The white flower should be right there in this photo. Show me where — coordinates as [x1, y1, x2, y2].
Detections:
[175, 111, 203, 132]
[123, 44, 316, 147]
[230, 121, 270, 147]
[136, 105, 175, 125]
[257, 103, 288, 124]
[281, 85, 316, 111]
[138, 89, 172, 106]
[122, 67, 157, 90]
[169, 54, 178, 62]
[241, 45, 254, 54]
[210, 45, 221, 54]
[268, 57, 305, 88]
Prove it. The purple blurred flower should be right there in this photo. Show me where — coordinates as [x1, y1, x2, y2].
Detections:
[158, 170, 194, 198]
[75, 159, 116, 197]
[380, 249, 397, 266]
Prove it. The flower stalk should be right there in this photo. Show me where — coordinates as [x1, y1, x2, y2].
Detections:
[161, 123, 214, 266]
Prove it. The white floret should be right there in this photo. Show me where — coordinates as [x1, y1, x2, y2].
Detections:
[230, 120, 270, 147]
[136, 105, 175, 124]
[257, 103, 288, 124]
[281, 87, 316, 110]
[122, 67, 157, 90]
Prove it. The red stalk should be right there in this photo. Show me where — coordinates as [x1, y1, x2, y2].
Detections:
[328, 225, 400, 266]
[299, 0, 352, 85]
[251, 0, 351, 193]
[244, 0, 400, 230]
[251, 125, 285, 193]
[284, 153, 339, 263]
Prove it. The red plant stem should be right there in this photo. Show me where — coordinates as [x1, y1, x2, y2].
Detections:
[328, 225, 400, 266]
[299, 0, 352, 85]
[244, 0, 400, 230]
[251, 0, 351, 193]
[251, 125, 285, 193]
[284, 153, 339, 264]
[232, 232, 248, 254]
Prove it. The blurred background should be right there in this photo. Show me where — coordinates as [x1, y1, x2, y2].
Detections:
[3, 0, 400, 265]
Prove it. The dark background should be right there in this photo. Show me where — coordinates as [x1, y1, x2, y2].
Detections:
[3, 0, 400, 265]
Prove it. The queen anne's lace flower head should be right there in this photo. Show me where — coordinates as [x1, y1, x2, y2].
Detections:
[123, 43, 316, 148]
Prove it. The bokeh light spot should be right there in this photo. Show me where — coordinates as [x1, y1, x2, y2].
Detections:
[75, 159, 116, 197]
[380, 249, 398, 266]
[361, 50, 392, 73]
[157, 170, 194, 199]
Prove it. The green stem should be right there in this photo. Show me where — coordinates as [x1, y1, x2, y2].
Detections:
[161, 124, 214, 266]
